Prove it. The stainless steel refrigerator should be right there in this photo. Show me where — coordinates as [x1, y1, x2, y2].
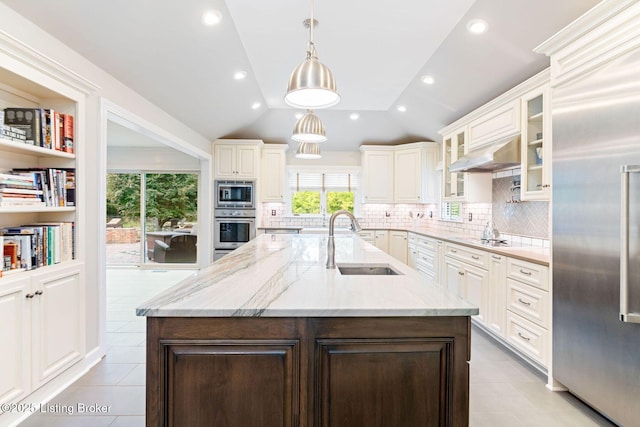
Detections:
[553, 46, 640, 425]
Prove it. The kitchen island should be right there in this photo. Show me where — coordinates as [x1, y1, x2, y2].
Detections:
[137, 233, 478, 427]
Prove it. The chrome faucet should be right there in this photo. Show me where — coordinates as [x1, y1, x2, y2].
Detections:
[326, 210, 362, 269]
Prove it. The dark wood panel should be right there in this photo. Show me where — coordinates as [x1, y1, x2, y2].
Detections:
[146, 317, 470, 427]
[163, 340, 299, 427]
[316, 339, 452, 427]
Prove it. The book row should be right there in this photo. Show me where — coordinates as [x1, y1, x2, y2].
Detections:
[2, 107, 74, 153]
[0, 168, 75, 208]
[1, 223, 75, 276]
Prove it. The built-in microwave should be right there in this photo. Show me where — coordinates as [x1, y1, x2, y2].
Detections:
[214, 180, 255, 208]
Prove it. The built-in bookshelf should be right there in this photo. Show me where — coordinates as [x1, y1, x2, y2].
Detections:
[0, 69, 78, 278]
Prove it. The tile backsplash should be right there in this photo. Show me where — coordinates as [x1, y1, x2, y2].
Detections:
[260, 168, 549, 245]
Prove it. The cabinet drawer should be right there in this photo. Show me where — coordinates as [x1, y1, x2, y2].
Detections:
[416, 250, 436, 273]
[506, 311, 548, 366]
[358, 230, 375, 243]
[507, 279, 549, 328]
[417, 236, 436, 252]
[444, 243, 488, 269]
[408, 233, 417, 244]
[506, 258, 548, 290]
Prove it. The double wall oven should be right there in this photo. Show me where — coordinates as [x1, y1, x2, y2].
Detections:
[214, 180, 256, 260]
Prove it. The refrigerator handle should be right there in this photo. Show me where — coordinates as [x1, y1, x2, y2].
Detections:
[620, 165, 640, 323]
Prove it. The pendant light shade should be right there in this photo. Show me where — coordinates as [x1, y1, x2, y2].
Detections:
[292, 110, 326, 142]
[285, 56, 340, 109]
[295, 142, 322, 159]
[284, 6, 339, 110]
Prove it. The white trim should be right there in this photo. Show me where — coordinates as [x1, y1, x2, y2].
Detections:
[0, 29, 101, 94]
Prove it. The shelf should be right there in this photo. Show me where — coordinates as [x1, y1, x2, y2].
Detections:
[0, 260, 81, 282]
[528, 138, 543, 146]
[0, 206, 75, 213]
[528, 164, 543, 171]
[528, 111, 544, 121]
[0, 137, 75, 159]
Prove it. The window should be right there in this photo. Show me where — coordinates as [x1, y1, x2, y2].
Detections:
[441, 201, 462, 221]
[289, 169, 359, 215]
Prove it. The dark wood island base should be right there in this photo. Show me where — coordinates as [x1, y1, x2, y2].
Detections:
[146, 316, 471, 427]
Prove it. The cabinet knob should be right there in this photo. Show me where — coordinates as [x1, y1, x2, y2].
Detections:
[518, 332, 531, 342]
[35, 290, 43, 296]
[26, 293, 35, 299]
[458, 271, 464, 276]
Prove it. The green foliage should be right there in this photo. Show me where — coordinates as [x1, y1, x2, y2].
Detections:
[327, 192, 354, 214]
[291, 191, 354, 215]
[292, 191, 320, 214]
[106, 173, 198, 230]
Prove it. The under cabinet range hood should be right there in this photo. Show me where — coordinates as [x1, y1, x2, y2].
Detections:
[449, 132, 521, 172]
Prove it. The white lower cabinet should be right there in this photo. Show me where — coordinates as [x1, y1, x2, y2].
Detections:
[31, 267, 84, 389]
[418, 238, 550, 369]
[444, 243, 489, 325]
[504, 258, 549, 366]
[389, 231, 408, 263]
[0, 264, 84, 406]
[407, 234, 418, 269]
[358, 230, 390, 253]
[0, 277, 30, 405]
[373, 230, 389, 252]
[487, 254, 507, 337]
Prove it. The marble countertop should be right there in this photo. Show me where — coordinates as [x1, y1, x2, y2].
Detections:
[137, 233, 478, 318]
[361, 226, 550, 266]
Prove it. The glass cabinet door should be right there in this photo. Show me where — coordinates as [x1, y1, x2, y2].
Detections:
[442, 129, 467, 201]
[521, 86, 550, 200]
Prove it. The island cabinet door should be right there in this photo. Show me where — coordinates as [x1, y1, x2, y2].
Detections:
[315, 338, 453, 427]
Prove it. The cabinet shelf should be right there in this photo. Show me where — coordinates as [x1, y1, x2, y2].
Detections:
[528, 164, 543, 171]
[0, 206, 75, 213]
[528, 138, 543, 146]
[0, 137, 75, 159]
[528, 111, 544, 121]
[0, 259, 81, 282]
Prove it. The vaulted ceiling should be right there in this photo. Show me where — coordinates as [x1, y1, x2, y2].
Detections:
[3, 0, 600, 151]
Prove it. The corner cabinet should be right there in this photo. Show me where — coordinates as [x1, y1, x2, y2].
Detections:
[360, 142, 439, 204]
[520, 85, 551, 200]
[260, 144, 288, 202]
[213, 139, 262, 180]
[442, 129, 491, 202]
[0, 49, 89, 416]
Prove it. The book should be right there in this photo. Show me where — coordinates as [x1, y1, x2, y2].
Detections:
[44, 109, 55, 149]
[53, 111, 62, 151]
[4, 108, 43, 146]
[61, 113, 74, 153]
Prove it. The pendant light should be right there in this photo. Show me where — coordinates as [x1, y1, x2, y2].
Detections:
[295, 142, 322, 159]
[292, 110, 326, 142]
[285, 0, 340, 109]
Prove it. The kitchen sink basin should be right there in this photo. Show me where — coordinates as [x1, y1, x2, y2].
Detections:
[337, 263, 403, 275]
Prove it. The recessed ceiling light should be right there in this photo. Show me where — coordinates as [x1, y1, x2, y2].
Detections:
[251, 102, 261, 110]
[396, 105, 407, 113]
[421, 75, 435, 85]
[294, 112, 304, 120]
[202, 10, 222, 26]
[233, 70, 247, 80]
[349, 112, 360, 120]
[467, 19, 488, 34]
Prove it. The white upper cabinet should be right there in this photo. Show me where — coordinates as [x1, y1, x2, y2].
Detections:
[361, 142, 439, 204]
[213, 139, 262, 180]
[360, 149, 394, 203]
[468, 99, 520, 150]
[260, 144, 288, 202]
[441, 128, 491, 202]
[520, 85, 551, 200]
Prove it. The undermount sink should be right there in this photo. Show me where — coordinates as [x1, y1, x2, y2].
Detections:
[337, 263, 403, 276]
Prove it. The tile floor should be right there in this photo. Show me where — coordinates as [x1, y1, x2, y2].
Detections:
[18, 269, 615, 427]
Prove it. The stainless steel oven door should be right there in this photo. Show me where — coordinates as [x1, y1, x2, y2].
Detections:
[214, 217, 256, 249]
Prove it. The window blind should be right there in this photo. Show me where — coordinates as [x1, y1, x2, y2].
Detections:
[290, 171, 359, 192]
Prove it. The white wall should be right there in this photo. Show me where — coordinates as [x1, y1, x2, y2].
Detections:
[0, 3, 212, 356]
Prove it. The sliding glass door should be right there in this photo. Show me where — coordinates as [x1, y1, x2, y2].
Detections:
[106, 172, 198, 266]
